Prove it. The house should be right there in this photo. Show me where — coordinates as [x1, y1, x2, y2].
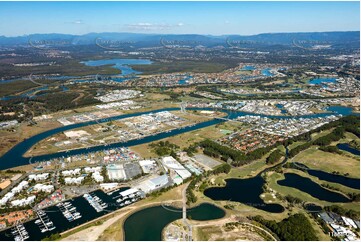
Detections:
[64, 176, 84, 185]
[10, 196, 36, 207]
[33, 184, 54, 193]
[28, 173, 49, 181]
[92, 172, 104, 183]
[61, 169, 81, 176]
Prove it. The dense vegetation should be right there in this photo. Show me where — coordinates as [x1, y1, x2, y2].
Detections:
[186, 164, 231, 204]
[266, 149, 284, 164]
[318, 145, 342, 154]
[324, 205, 359, 220]
[251, 214, 318, 241]
[199, 139, 282, 166]
[149, 141, 179, 157]
[288, 115, 360, 157]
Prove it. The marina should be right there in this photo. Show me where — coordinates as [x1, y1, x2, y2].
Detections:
[34, 210, 56, 233]
[57, 202, 82, 222]
[0, 189, 128, 241]
[83, 193, 107, 212]
[11, 223, 29, 241]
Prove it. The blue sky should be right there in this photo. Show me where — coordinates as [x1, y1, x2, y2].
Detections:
[0, 1, 359, 36]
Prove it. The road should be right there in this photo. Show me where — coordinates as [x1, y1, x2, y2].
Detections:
[182, 183, 192, 241]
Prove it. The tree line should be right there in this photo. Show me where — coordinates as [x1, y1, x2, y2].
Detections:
[250, 213, 318, 241]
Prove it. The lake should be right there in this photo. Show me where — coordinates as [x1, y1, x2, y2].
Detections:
[123, 203, 225, 241]
[261, 68, 274, 77]
[277, 173, 351, 203]
[337, 143, 360, 156]
[204, 176, 285, 213]
[308, 77, 337, 85]
[307, 169, 360, 189]
[81, 59, 152, 76]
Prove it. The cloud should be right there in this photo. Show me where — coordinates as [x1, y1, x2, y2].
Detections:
[65, 20, 84, 25]
[125, 22, 184, 31]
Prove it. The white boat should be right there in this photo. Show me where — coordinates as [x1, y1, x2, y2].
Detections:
[48, 226, 55, 231]
[41, 228, 48, 233]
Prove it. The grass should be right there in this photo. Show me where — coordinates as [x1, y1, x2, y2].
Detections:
[266, 170, 360, 213]
[288, 141, 306, 150]
[290, 146, 360, 178]
[131, 120, 246, 158]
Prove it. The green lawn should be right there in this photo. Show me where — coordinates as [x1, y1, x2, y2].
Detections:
[267, 171, 360, 213]
[290, 146, 360, 178]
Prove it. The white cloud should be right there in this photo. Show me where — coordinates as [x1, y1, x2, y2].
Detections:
[125, 22, 184, 31]
[65, 20, 84, 25]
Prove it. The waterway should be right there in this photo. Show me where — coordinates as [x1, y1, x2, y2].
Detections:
[81, 59, 152, 76]
[0, 106, 358, 170]
[123, 203, 225, 241]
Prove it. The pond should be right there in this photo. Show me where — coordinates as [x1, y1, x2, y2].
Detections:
[337, 143, 360, 156]
[123, 203, 225, 241]
[277, 173, 351, 203]
[203, 176, 285, 213]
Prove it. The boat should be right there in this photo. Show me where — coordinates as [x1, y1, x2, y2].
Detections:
[48, 226, 55, 231]
[35, 220, 41, 224]
[41, 228, 48, 233]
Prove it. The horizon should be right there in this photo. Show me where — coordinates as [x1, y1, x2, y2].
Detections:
[2, 30, 360, 38]
[0, 1, 359, 37]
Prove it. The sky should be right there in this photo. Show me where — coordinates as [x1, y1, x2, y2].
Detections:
[0, 1, 359, 36]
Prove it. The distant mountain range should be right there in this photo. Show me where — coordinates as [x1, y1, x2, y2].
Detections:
[0, 31, 359, 48]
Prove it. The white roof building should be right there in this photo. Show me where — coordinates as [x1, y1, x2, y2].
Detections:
[84, 166, 102, 173]
[119, 188, 139, 197]
[0, 192, 14, 206]
[11, 181, 29, 194]
[100, 183, 118, 191]
[10, 195, 36, 207]
[28, 173, 49, 181]
[64, 176, 84, 185]
[135, 175, 169, 193]
[33, 184, 54, 193]
[161, 156, 191, 180]
[92, 172, 104, 183]
[62, 168, 81, 176]
[138, 160, 157, 174]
